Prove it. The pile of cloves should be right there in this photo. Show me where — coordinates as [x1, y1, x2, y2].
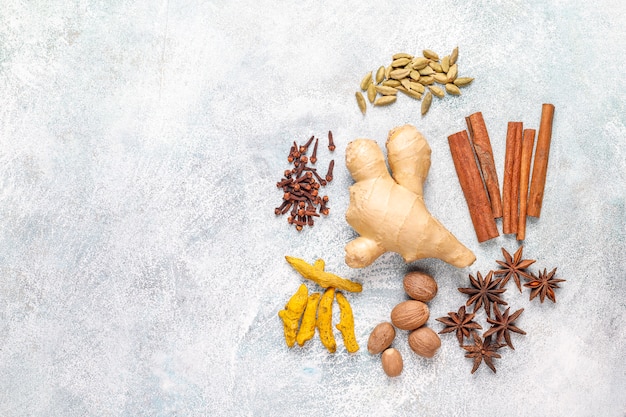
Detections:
[274, 131, 335, 231]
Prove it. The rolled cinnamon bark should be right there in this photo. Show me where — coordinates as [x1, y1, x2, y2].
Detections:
[448, 130, 499, 242]
[517, 129, 536, 241]
[502, 122, 523, 234]
[528, 103, 555, 217]
[466, 112, 502, 219]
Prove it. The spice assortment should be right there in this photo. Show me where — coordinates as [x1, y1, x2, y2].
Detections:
[274, 132, 335, 231]
[437, 246, 565, 374]
[448, 105, 555, 242]
[273, 46, 565, 381]
[355, 47, 474, 116]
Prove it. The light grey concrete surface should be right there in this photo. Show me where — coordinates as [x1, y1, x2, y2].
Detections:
[1, 1, 625, 416]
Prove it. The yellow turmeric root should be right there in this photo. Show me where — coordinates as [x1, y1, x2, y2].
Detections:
[296, 292, 321, 347]
[313, 258, 325, 271]
[285, 256, 362, 293]
[335, 291, 359, 353]
[278, 284, 308, 348]
[344, 124, 476, 268]
[317, 287, 337, 353]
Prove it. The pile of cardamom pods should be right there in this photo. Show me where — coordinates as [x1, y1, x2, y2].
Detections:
[355, 47, 474, 116]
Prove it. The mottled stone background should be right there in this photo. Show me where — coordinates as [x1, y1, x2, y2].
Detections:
[1, 1, 624, 416]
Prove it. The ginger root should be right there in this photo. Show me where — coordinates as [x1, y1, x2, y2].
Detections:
[278, 284, 308, 347]
[345, 124, 476, 268]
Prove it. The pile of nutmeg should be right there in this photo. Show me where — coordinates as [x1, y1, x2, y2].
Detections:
[367, 271, 441, 377]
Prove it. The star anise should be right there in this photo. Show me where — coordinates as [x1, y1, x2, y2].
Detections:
[458, 271, 507, 317]
[494, 246, 535, 292]
[483, 305, 526, 349]
[436, 305, 482, 345]
[524, 267, 566, 303]
[462, 332, 503, 374]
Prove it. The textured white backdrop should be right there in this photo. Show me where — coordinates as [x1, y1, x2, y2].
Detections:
[1, 0, 625, 416]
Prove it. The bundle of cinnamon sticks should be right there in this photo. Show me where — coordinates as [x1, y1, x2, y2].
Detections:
[448, 104, 555, 242]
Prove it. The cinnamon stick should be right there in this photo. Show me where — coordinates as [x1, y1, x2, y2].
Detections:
[517, 129, 536, 241]
[448, 130, 499, 242]
[502, 122, 523, 234]
[528, 103, 555, 217]
[466, 112, 502, 219]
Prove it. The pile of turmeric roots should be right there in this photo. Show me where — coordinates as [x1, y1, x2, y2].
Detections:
[278, 256, 360, 353]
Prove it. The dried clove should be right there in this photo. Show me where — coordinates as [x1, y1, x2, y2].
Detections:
[325, 160, 335, 183]
[304, 167, 327, 186]
[310, 138, 319, 164]
[275, 200, 291, 215]
[275, 133, 335, 231]
[276, 177, 293, 188]
[300, 136, 315, 153]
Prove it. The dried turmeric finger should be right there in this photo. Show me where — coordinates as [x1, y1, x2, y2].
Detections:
[285, 256, 362, 293]
[313, 258, 325, 271]
[335, 291, 360, 353]
[278, 284, 308, 348]
[296, 292, 321, 347]
[317, 287, 337, 353]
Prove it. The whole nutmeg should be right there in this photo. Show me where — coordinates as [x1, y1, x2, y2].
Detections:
[367, 322, 396, 354]
[381, 348, 403, 377]
[403, 271, 438, 302]
[408, 326, 441, 358]
[390, 300, 429, 330]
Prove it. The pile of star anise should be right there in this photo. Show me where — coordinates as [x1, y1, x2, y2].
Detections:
[436, 246, 565, 374]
